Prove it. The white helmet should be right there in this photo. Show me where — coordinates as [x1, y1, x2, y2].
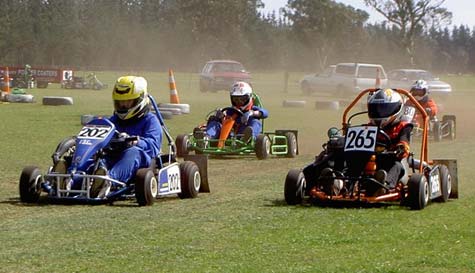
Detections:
[410, 79, 429, 102]
[230, 81, 253, 111]
[367, 88, 404, 128]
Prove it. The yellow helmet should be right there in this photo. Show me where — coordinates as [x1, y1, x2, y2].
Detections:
[112, 76, 150, 120]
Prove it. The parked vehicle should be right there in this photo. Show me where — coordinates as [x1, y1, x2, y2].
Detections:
[199, 60, 251, 92]
[388, 69, 452, 97]
[300, 63, 387, 97]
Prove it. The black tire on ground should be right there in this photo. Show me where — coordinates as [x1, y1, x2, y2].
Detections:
[175, 134, 190, 158]
[255, 134, 270, 160]
[284, 169, 306, 205]
[285, 132, 297, 158]
[42, 96, 73, 106]
[178, 161, 201, 199]
[282, 100, 306, 108]
[135, 168, 158, 206]
[445, 120, 456, 140]
[435, 165, 451, 202]
[407, 174, 429, 210]
[433, 120, 442, 142]
[19, 166, 42, 203]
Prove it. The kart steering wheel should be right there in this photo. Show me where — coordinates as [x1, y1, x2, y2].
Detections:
[220, 107, 244, 117]
[376, 128, 391, 148]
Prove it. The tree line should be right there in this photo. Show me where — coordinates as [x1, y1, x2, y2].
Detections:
[0, 0, 473, 74]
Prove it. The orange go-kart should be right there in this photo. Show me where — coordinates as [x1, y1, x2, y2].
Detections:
[284, 88, 458, 210]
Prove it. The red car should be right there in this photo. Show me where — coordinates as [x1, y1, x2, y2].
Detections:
[199, 60, 251, 92]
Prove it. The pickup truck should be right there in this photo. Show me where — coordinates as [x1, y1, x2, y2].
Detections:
[300, 63, 388, 97]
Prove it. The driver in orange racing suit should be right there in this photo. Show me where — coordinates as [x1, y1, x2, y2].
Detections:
[367, 88, 413, 191]
[406, 79, 438, 126]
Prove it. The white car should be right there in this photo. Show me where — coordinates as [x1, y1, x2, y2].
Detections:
[388, 69, 452, 96]
[300, 63, 387, 97]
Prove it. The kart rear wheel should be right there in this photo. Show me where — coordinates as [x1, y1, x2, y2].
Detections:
[445, 120, 456, 140]
[178, 161, 201, 199]
[435, 165, 451, 202]
[19, 166, 42, 203]
[284, 169, 306, 205]
[285, 132, 297, 158]
[176, 134, 190, 158]
[407, 174, 429, 210]
[433, 120, 442, 142]
[135, 168, 158, 206]
[255, 134, 270, 160]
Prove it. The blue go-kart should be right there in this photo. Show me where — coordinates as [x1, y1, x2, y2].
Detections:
[19, 95, 209, 206]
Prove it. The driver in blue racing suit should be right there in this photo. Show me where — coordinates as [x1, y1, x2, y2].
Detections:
[91, 76, 162, 197]
[203, 81, 268, 143]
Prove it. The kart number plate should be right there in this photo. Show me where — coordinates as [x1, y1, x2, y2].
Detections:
[344, 126, 377, 152]
[430, 169, 441, 196]
[78, 125, 113, 140]
[159, 164, 181, 195]
[402, 106, 416, 122]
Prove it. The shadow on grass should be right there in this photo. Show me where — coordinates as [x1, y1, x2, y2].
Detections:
[267, 198, 401, 209]
[2, 194, 184, 207]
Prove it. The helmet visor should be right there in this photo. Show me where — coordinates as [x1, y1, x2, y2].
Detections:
[114, 98, 138, 113]
[231, 95, 250, 107]
[411, 88, 426, 97]
[368, 101, 401, 120]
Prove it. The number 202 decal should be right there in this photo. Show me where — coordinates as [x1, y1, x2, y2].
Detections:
[344, 126, 378, 152]
[77, 126, 112, 139]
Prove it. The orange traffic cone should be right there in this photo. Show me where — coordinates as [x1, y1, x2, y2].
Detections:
[375, 67, 381, 89]
[168, 68, 180, 104]
[3, 67, 11, 93]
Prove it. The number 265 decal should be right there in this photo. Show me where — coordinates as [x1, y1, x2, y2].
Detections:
[344, 126, 378, 152]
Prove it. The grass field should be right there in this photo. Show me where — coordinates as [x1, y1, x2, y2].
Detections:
[1, 71, 474, 273]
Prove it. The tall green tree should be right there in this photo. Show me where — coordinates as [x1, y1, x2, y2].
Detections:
[364, 0, 452, 66]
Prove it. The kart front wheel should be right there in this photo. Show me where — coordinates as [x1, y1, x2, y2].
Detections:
[178, 161, 201, 199]
[435, 165, 451, 202]
[175, 134, 190, 158]
[284, 169, 306, 205]
[407, 174, 429, 210]
[19, 166, 42, 203]
[135, 168, 158, 206]
[255, 134, 270, 160]
[285, 132, 297, 158]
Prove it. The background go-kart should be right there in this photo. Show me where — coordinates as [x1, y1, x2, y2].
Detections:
[0, 71, 474, 273]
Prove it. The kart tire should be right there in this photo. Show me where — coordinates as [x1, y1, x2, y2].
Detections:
[5, 93, 35, 103]
[255, 134, 270, 160]
[42, 96, 73, 106]
[19, 166, 42, 203]
[445, 119, 456, 140]
[435, 165, 451, 202]
[433, 120, 442, 142]
[135, 168, 158, 206]
[315, 100, 339, 110]
[285, 132, 298, 158]
[178, 161, 201, 199]
[284, 169, 305, 205]
[158, 110, 173, 120]
[282, 100, 306, 108]
[407, 174, 429, 210]
[175, 134, 190, 158]
[158, 103, 190, 114]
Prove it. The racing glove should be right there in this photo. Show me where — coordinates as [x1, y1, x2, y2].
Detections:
[425, 107, 432, 116]
[395, 141, 410, 159]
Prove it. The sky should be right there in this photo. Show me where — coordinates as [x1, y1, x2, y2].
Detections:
[260, 0, 475, 28]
